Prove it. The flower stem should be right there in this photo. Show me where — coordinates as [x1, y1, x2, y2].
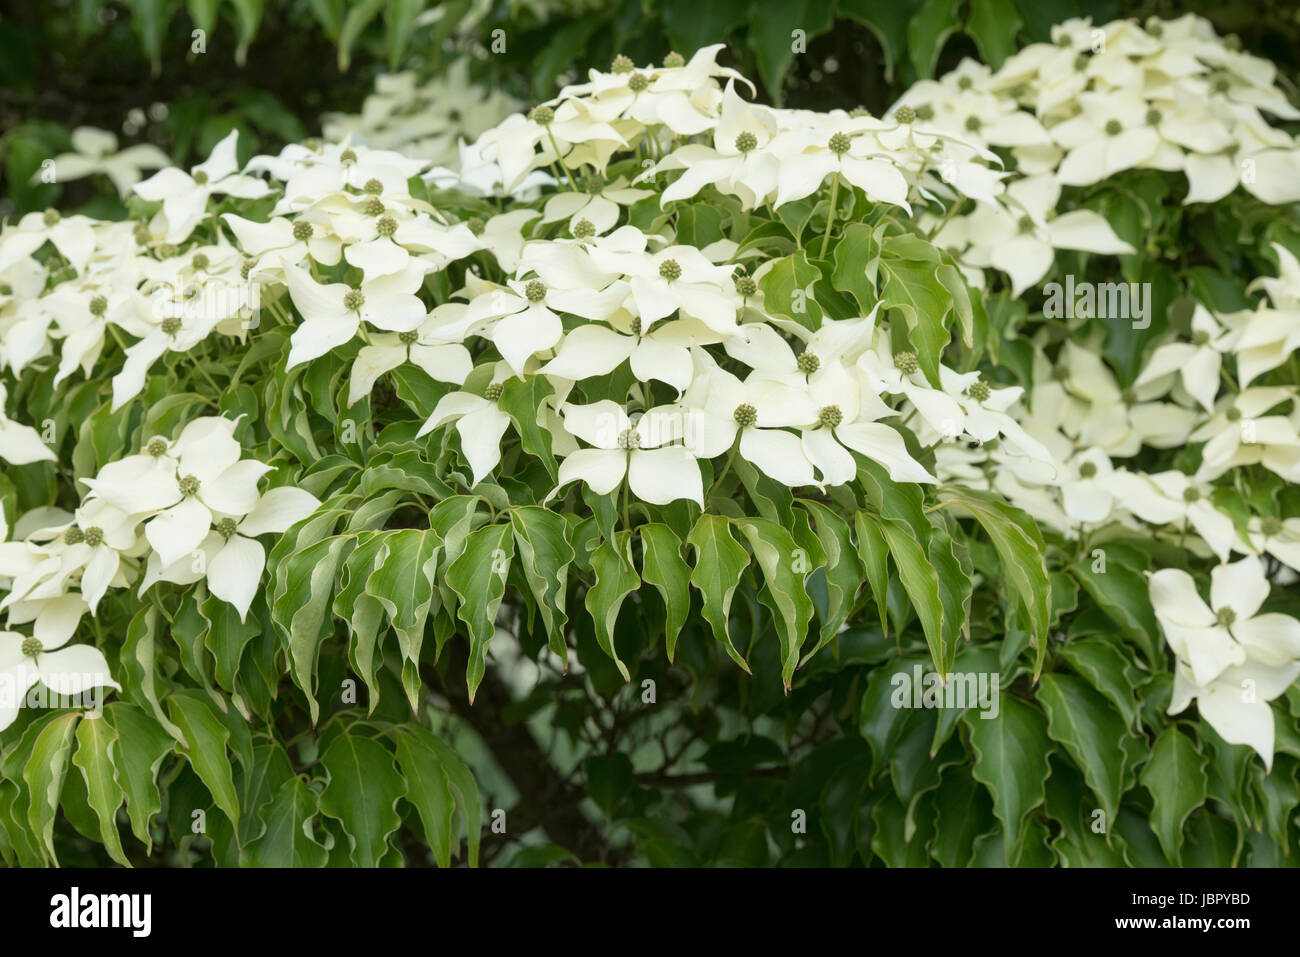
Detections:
[820, 174, 841, 259]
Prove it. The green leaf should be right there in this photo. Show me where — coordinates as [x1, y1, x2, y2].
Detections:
[384, 0, 425, 69]
[877, 254, 954, 385]
[446, 522, 514, 700]
[318, 732, 405, 867]
[746, 0, 834, 105]
[23, 712, 81, 864]
[799, 501, 862, 657]
[499, 376, 559, 479]
[967, 0, 1023, 68]
[72, 715, 130, 866]
[965, 695, 1052, 866]
[365, 528, 440, 709]
[228, 0, 265, 65]
[166, 691, 240, 826]
[638, 523, 692, 660]
[1140, 726, 1208, 865]
[394, 728, 457, 867]
[124, 0, 181, 74]
[877, 516, 947, 672]
[337, 0, 386, 70]
[1060, 637, 1141, 731]
[853, 511, 892, 637]
[1037, 674, 1133, 831]
[733, 517, 815, 689]
[584, 532, 639, 682]
[685, 513, 751, 671]
[757, 250, 823, 333]
[242, 775, 330, 867]
[839, 0, 921, 80]
[510, 506, 575, 665]
[831, 222, 882, 315]
[104, 703, 174, 852]
[907, 0, 963, 78]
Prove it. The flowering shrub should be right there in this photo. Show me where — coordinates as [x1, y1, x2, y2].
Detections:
[1, 13, 1299, 868]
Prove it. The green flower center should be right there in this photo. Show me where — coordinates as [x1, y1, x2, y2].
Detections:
[375, 215, 398, 238]
[828, 132, 852, 156]
[1074, 54, 1090, 71]
[1146, 20, 1164, 38]
[193, 170, 209, 185]
[796, 353, 820, 374]
[965, 116, 982, 132]
[630, 316, 642, 336]
[483, 382, 504, 401]
[529, 105, 555, 126]
[628, 72, 649, 93]
[659, 259, 682, 281]
[894, 351, 919, 375]
[611, 54, 634, 74]
[178, 474, 200, 496]
[160, 316, 181, 336]
[1192, 330, 1210, 346]
[1146, 108, 1163, 126]
[1078, 461, 1098, 478]
[573, 218, 595, 239]
[1121, 388, 1137, 404]
[216, 517, 238, 539]
[957, 76, 973, 91]
[467, 217, 486, 236]
[733, 403, 757, 427]
[1225, 407, 1242, 422]
[618, 428, 641, 449]
[240, 259, 254, 279]
[663, 51, 685, 68]
[1182, 486, 1201, 503]
[1224, 35, 1241, 52]
[1260, 516, 1283, 537]
[293, 221, 314, 241]
[0, 283, 12, 296]
[849, 107, 870, 118]
[1017, 215, 1035, 234]
[968, 380, 991, 402]
[1212, 77, 1231, 94]
[1104, 119, 1123, 135]
[133, 224, 150, 245]
[363, 196, 385, 217]
[64, 526, 85, 545]
[340, 149, 357, 164]
[147, 437, 168, 456]
[191, 253, 209, 270]
[915, 104, 934, 121]
[525, 280, 547, 302]
[1215, 607, 1236, 628]
[398, 330, 419, 345]
[818, 405, 843, 428]
[43, 208, 61, 227]
[344, 289, 365, 311]
[894, 105, 917, 124]
[157, 244, 177, 259]
[735, 275, 757, 298]
[734, 131, 758, 154]
[83, 526, 104, 547]
[89, 295, 108, 316]
[363, 178, 384, 194]
[21, 637, 42, 658]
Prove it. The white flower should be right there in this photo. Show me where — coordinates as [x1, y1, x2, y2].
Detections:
[0, 384, 56, 465]
[416, 382, 513, 486]
[38, 127, 170, 196]
[0, 629, 120, 732]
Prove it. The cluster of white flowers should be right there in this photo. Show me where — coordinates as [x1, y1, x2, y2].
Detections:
[0, 417, 318, 729]
[905, 14, 1300, 293]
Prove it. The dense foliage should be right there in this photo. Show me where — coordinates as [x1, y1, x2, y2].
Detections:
[2, 7, 1300, 867]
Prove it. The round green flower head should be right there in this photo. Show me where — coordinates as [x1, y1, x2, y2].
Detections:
[818, 405, 843, 429]
[157, 244, 178, 259]
[293, 221, 314, 241]
[617, 428, 641, 449]
[193, 170, 209, 185]
[1056, 33, 1074, 47]
[659, 259, 682, 281]
[147, 437, 168, 456]
[0, 283, 12, 297]
[1192, 329, 1211, 346]
[375, 215, 398, 238]
[1146, 108, 1162, 126]
[735, 275, 757, 298]
[1182, 486, 1201, 503]
[64, 526, 85, 545]
[1121, 388, 1137, 404]
[191, 253, 209, 270]
[1216, 606, 1236, 627]
[1146, 19, 1164, 38]
[663, 51, 685, 68]
[89, 295, 108, 316]
[957, 75, 973, 91]
[398, 330, 419, 345]
[1260, 516, 1283, 537]
[241, 259, 254, 279]
[630, 316, 642, 336]
[216, 518, 238, 539]
[968, 380, 991, 403]
[1224, 34, 1241, 52]
[915, 104, 934, 120]
[160, 316, 181, 336]
[344, 289, 365, 311]
[733, 403, 758, 428]
[965, 116, 982, 133]
[849, 107, 870, 118]
[611, 54, 634, 74]
[828, 132, 852, 156]
[1078, 461, 1098, 478]
[21, 637, 41, 658]
[363, 178, 384, 194]
[572, 218, 595, 239]
[894, 351, 919, 375]
[1104, 119, 1123, 135]
[133, 223, 150, 245]
[178, 474, 200, 496]
[628, 72, 649, 93]
[734, 131, 758, 154]
[483, 382, 504, 402]
[466, 217, 486, 236]
[525, 280, 547, 302]
[340, 149, 357, 164]
[796, 352, 820, 374]
[1213, 76, 1230, 94]
[1074, 54, 1090, 71]
[43, 208, 61, 227]
[894, 105, 917, 124]
[1017, 215, 1035, 234]
[529, 105, 555, 126]
[83, 526, 104, 547]
[1226, 406, 1242, 422]
[363, 196, 385, 217]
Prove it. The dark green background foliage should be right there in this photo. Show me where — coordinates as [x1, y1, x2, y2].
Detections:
[3, 0, 1300, 868]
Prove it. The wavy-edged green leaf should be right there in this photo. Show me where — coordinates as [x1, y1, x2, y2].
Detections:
[72, 715, 129, 866]
[166, 691, 240, 826]
[318, 732, 405, 867]
[1140, 725, 1208, 865]
[446, 522, 514, 700]
[685, 513, 750, 671]
[965, 694, 1052, 866]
